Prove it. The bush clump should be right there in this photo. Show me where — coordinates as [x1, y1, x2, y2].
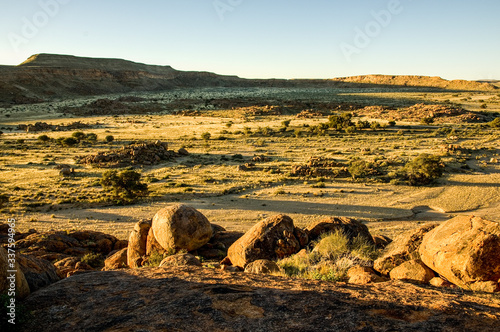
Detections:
[403, 153, 444, 186]
[100, 169, 148, 202]
[278, 230, 379, 282]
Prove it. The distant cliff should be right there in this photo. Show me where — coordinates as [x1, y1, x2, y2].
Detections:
[0, 54, 496, 106]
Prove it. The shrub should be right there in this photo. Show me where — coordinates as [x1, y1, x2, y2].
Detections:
[328, 113, 354, 131]
[387, 120, 396, 127]
[86, 133, 97, 141]
[370, 122, 381, 130]
[72, 131, 86, 141]
[480, 103, 487, 109]
[348, 160, 375, 179]
[100, 169, 148, 201]
[278, 230, 379, 282]
[489, 117, 500, 128]
[37, 134, 50, 142]
[61, 137, 78, 146]
[80, 253, 104, 269]
[403, 153, 444, 186]
[421, 117, 434, 125]
[105, 135, 114, 143]
[281, 119, 291, 128]
[201, 132, 211, 141]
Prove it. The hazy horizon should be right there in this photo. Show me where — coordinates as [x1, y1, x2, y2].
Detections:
[2, 0, 499, 81]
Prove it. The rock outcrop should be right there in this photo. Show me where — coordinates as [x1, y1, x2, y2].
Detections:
[127, 219, 152, 268]
[0, 247, 30, 299]
[103, 248, 128, 270]
[159, 253, 202, 267]
[389, 260, 435, 284]
[15, 254, 60, 292]
[419, 215, 500, 289]
[374, 224, 437, 275]
[226, 214, 300, 268]
[20, 266, 500, 332]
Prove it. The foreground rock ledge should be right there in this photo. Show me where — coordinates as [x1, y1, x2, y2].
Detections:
[22, 267, 500, 332]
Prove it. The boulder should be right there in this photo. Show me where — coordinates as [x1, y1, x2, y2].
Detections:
[146, 227, 167, 256]
[244, 259, 281, 274]
[372, 235, 392, 249]
[293, 227, 309, 248]
[419, 215, 500, 289]
[127, 219, 152, 268]
[0, 247, 30, 299]
[159, 253, 202, 267]
[429, 277, 453, 288]
[151, 205, 212, 252]
[226, 214, 300, 268]
[16, 253, 60, 292]
[374, 224, 438, 275]
[469, 281, 500, 293]
[389, 260, 435, 284]
[347, 266, 386, 285]
[104, 248, 128, 270]
[305, 216, 374, 245]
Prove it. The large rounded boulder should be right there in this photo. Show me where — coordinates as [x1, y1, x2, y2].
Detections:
[152, 205, 212, 252]
[127, 219, 152, 268]
[419, 215, 500, 289]
[226, 214, 300, 268]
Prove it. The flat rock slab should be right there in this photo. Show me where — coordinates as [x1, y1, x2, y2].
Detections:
[22, 266, 500, 332]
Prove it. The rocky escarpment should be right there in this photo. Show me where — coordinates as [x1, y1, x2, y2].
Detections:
[0, 54, 496, 106]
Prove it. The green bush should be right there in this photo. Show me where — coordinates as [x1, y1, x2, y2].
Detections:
[328, 113, 354, 131]
[105, 135, 115, 143]
[61, 137, 78, 146]
[72, 131, 86, 141]
[37, 134, 50, 142]
[80, 253, 104, 269]
[421, 117, 434, 125]
[201, 132, 211, 141]
[403, 153, 444, 186]
[100, 169, 148, 201]
[86, 133, 98, 141]
[348, 160, 375, 179]
[489, 117, 500, 128]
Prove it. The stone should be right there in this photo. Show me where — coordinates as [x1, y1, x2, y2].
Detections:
[104, 248, 128, 270]
[178, 147, 189, 156]
[226, 214, 300, 268]
[244, 259, 281, 274]
[374, 224, 438, 275]
[159, 253, 202, 267]
[347, 266, 386, 285]
[127, 219, 152, 268]
[16, 253, 60, 292]
[419, 216, 500, 289]
[429, 277, 453, 288]
[0, 247, 30, 299]
[469, 281, 500, 293]
[305, 216, 374, 245]
[389, 260, 435, 284]
[146, 227, 167, 256]
[151, 205, 212, 252]
[293, 227, 309, 248]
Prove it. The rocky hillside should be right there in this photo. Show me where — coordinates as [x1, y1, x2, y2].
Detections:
[332, 74, 497, 91]
[0, 54, 496, 107]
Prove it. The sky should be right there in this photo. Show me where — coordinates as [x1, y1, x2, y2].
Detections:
[1, 0, 499, 80]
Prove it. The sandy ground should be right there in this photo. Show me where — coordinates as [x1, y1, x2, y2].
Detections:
[15, 171, 500, 240]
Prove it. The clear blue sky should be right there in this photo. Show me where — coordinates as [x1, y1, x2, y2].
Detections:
[1, 0, 499, 80]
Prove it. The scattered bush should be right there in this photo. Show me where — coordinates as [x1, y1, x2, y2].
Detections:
[328, 113, 354, 131]
[489, 117, 500, 128]
[201, 132, 211, 141]
[348, 160, 376, 179]
[100, 169, 148, 201]
[105, 135, 115, 143]
[86, 133, 98, 141]
[72, 131, 86, 141]
[403, 153, 444, 186]
[61, 137, 78, 147]
[278, 230, 378, 282]
[421, 117, 434, 125]
[37, 134, 50, 142]
[80, 253, 104, 269]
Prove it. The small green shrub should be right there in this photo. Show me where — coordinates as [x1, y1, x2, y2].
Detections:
[403, 153, 444, 186]
[201, 132, 211, 141]
[100, 169, 148, 201]
[61, 137, 78, 146]
[80, 253, 104, 269]
[348, 160, 375, 179]
[421, 117, 434, 125]
[37, 134, 50, 142]
[72, 131, 86, 141]
[489, 117, 500, 128]
[105, 135, 115, 143]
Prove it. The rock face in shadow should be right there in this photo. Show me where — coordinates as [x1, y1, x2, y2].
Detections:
[419, 215, 500, 289]
[15, 254, 60, 292]
[21, 266, 500, 332]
